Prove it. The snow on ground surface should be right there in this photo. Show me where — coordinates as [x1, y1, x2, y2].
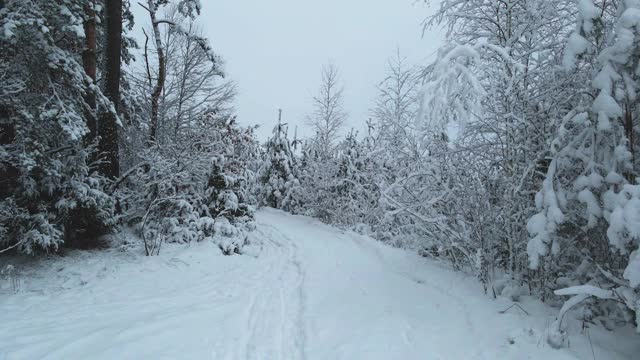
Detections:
[1, 209, 638, 359]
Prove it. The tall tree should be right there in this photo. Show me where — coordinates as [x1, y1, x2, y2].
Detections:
[143, 0, 166, 144]
[158, 5, 232, 141]
[100, 0, 123, 178]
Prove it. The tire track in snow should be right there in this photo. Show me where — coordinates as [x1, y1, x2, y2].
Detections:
[290, 245, 307, 360]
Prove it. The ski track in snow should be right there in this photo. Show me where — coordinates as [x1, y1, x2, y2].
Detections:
[0, 208, 638, 360]
[242, 224, 306, 360]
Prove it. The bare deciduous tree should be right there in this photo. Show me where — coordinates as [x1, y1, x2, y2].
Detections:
[307, 63, 347, 159]
[139, 1, 227, 144]
[371, 49, 421, 158]
[160, 8, 235, 139]
[140, 0, 168, 144]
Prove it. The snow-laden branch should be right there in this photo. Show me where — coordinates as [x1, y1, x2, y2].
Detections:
[554, 285, 615, 299]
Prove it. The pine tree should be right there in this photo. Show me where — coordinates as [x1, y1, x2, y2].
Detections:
[205, 114, 260, 254]
[0, 0, 117, 253]
[260, 110, 303, 212]
[206, 116, 257, 222]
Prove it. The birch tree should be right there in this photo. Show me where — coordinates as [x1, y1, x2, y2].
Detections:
[307, 63, 347, 159]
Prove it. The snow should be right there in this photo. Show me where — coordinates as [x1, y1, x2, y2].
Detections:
[1, 209, 638, 359]
[577, 189, 601, 227]
[624, 250, 640, 288]
[563, 0, 600, 69]
[563, 33, 589, 69]
[528, 160, 567, 269]
[578, 0, 600, 33]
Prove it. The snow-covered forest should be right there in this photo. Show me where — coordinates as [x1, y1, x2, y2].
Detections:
[1, 0, 639, 358]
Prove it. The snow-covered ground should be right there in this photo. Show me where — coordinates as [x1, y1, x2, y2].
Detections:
[1, 209, 638, 359]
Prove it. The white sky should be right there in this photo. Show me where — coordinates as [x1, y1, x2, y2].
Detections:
[133, 0, 444, 140]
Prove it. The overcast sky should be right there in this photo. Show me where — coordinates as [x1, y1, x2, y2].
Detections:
[134, 0, 443, 140]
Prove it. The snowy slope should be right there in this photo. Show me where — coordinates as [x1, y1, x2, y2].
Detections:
[1, 209, 638, 359]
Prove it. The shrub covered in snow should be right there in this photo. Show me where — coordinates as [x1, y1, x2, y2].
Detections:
[120, 112, 259, 255]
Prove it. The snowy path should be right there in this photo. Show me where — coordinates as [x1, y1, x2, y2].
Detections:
[0, 209, 637, 359]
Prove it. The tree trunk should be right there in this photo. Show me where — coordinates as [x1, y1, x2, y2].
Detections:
[624, 103, 635, 183]
[82, 2, 97, 141]
[148, 4, 166, 145]
[99, 0, 122, 178]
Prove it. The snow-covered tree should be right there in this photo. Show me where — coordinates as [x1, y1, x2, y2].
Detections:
[417, 0, 581, 280]
[528, 0, 640, 343]
[260, 110, 303, 212]
[205, 115, 260, 254]
[0, 0, 117, 254]
[331, 131, 380, 227]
